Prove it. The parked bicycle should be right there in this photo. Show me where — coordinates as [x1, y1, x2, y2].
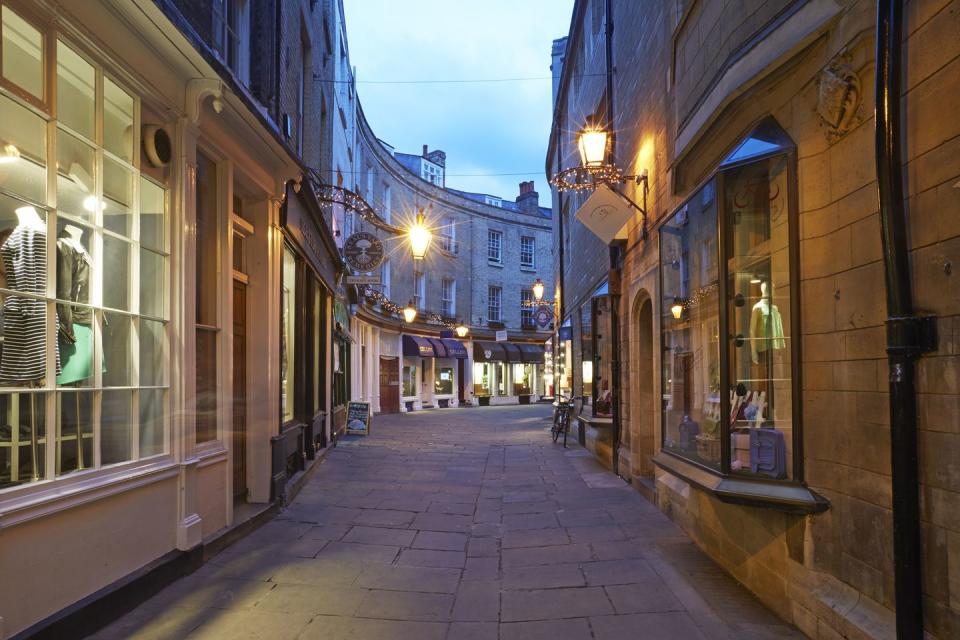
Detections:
[551, 395, 584, 448]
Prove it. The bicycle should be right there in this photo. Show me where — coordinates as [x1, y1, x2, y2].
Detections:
[551, 396, 583, 448]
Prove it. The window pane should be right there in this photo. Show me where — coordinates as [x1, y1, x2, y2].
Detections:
[196, 153, 218, 325]
[139, 177, 165, 251]
[0, 391, 45, 487]
[103, 158, 134, 237]
[139, 318, 164, 386]
[103, 77, 134, 162]
[56, 218, 94, 388]
[57, 40, 95, 138]
[139, 388, 164, 457]
[102, 312, 131, 387]
[660, 178, 720, 470]
[140, 248, 164, 318]
[724, 155, 793, 480]
[56, 128, 97, 224]
[473, 363, 490, 396]
[102, 235, 130, 310]
[0, 94, 47, 203]
[2, 7, 44, 100]
[195, 327, 217, 442]
[56, 390, 93, 475]
[281, 247, 296, 422]
[402, 365, 416, 397]
[101, 389, 132, 464]
[434, 367, 453, 395]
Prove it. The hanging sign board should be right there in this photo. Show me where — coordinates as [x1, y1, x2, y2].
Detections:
[535, 305, 553, 328]
[344, 232, 384, 272]
[574, 185, 634, 244]
[346, 401, 371, 435]
[495, 330, 508, 342]
[345, 274, 381, 285]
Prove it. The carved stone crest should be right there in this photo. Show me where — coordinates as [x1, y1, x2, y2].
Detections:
[817, 54, 862, 142]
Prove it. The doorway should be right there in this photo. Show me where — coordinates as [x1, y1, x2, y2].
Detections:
[632, 295, 655, 477]
[379, 356, 400, 413]
[232, 279, 248, 502]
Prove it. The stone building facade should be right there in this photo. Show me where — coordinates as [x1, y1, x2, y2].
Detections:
[549, 1, 960, 638]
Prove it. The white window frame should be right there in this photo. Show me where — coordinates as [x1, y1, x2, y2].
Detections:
[414, 271, 426, 310]
[382, 183, 391, 223]
[520, 236, 535, 268]
[381, 259, 391, 299]
[521, 289, 535, 328]
[488, 286, 502, 323]
[441, 278, 456, 317]
[439, 216, 455, 253]
[213, 0, 251, 84]
[488, 229, 503, 264]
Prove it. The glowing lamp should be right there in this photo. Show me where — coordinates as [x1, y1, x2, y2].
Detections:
[532, 278, 545, 302]
[408, 210, 432, 260]
[670, 298, 684, 320]
[402, 300, 417, 323]
[577, 126, 609, 168]
[455, 322, 469, 338]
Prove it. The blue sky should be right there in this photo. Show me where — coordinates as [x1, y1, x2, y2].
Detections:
[343, 0, 574, 207]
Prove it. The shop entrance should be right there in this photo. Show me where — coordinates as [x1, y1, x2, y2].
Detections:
[632, 293, 656, 477]
[232, 279, 248, 501]
[379, 356, 400, 413]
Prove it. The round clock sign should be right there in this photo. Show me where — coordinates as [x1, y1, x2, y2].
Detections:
[344, 232, 384, 272]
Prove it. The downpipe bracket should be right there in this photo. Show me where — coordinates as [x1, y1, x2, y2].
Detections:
[886, 315, 938, 358]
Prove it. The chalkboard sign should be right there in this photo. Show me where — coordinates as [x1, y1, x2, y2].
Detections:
[345, 401, 371, 435]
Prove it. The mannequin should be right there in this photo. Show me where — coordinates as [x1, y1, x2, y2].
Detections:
[1, 206, 59, 382]
[749, 281, 785, 364]
[57, 224, 94, 385]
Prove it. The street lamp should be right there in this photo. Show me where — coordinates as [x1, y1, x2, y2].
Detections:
[670, 297, 684, 320]
[402, 300, 418, 323]
[577, 125, 609, 168]
[408, 209, 432, 260]
[532, 278, 545, 302]
[455, 321, 469, 338]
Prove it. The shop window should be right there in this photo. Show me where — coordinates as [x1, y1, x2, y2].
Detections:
[579, 304, 593, 402]
[402, 364, 417, 397]
[496, 362, 508, 396]
[333, 339, 348, 408]
[512, 363, 534, 395]
[0, 39, 170, 489]
[195, 152, 219, 442]
[281, 246, 297, 423]
[660, 118, 797, 481]
[473, 362, 491, 396]
[592, 292, 613, 416]
[435, 366, 453, 396]
[2, 7, 44, 101]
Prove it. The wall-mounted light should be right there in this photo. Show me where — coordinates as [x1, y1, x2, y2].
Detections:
[532, 278, 545, 301]
[408, 209, 432, 260]
[671, 297, 684, 320]
[402, 300, 417, 323]
[577, 124, 609, 168]
[455, 321, 469, 338]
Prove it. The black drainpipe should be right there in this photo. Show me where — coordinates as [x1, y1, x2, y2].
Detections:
[875, 1, 936, 638]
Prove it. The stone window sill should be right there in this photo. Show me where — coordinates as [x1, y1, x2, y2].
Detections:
[488, 260, 504, 268]
[652, 451, 830, 515]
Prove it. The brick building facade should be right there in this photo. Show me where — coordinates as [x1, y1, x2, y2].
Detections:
[549, 1, 960, 638]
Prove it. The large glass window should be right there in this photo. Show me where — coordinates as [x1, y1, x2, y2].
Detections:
[1, 39, 169, 489]
[195, 152, 219, 443]
[435, 366, 453, 396]
[473, 362, 491, 396]
[402, 364, 417, 397]
[281, 246, 296, 423]
[660, 119, 797, 480]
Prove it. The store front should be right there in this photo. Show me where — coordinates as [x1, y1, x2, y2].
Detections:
[277, 184, 340, 499]
[472, 341, 544, 405]
[401, 334, 468, 411]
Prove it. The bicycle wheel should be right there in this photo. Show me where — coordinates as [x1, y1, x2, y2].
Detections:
[552, 413, 562, 442]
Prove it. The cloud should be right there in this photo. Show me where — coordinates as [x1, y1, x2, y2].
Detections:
[344, 0, 574, 206]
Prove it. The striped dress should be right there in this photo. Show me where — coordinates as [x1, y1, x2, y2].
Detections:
[0, 226, 60, 383]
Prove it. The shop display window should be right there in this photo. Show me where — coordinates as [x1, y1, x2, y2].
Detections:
[660, 118, 798, 481]
[579, 304, 593, 402]
[496, 362, 508, 396]
[512, 363, 532, 395]
[435, 366, 453, 396]
[281, 246, 296, 423]
[402, 364, 417, 397]
[0, 38, 170, 490]
[473, 362, 491, 396]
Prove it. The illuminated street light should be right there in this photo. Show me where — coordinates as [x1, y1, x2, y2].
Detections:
[402, 300, 418, 323]
[532, 278, 545, 302]
[455, 321, 469, 338]
[408, 209, 432, 260]
[671, 297, 684, 320]
[577, 125, 609, 168]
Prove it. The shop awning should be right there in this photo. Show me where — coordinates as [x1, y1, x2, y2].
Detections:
[517, 343, 545, 363]
[402, 335, 435, 358]
[427, 338, 448, 358]
[474, 341, 506, 362]
[441, 339, 469, 359]
[501, 343, 524, 363]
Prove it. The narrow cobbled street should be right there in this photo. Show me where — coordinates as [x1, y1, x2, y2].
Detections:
[89, 405, 801, 640]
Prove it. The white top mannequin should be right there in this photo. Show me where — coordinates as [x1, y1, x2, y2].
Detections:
[14, 206, 44, 232]
[60, 224, 92, 263]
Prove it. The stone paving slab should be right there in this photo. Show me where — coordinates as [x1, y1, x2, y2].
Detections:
[86, 405, 804, 640]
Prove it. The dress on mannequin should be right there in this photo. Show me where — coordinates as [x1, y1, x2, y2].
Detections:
[749, 282, 785, 364]
[57, 225, 94, 385]
[0, 206, 60, 382]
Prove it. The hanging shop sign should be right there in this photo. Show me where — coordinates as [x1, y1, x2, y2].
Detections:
[344, 232, 384, 272]
[346, 401, 371, 435]
[535, 305, 553, 328]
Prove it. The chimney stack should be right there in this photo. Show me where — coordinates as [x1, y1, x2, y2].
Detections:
[516, 181, 540, 214]
[423, 144, 429, 156]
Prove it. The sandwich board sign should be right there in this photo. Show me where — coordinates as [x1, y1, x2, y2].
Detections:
[346, 401, 371, 435]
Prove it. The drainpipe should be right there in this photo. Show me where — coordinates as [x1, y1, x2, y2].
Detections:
[875, 1, 936, 637]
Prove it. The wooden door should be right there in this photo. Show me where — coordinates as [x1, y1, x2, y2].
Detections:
[379, 356, 400, 413]
[232, 280, 247, 501]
